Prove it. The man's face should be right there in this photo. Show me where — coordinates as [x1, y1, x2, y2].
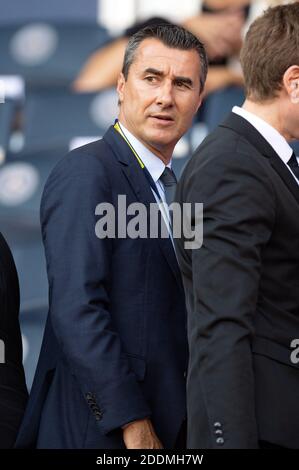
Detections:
[117, 38, 203, 161]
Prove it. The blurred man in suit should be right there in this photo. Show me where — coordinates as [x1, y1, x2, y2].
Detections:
[16, 24, 207, 449]
[0, 233, 28, 448]
[175, 3, 299, 449]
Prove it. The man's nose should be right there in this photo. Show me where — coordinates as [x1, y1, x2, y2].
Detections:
[156, 81, 174, 107]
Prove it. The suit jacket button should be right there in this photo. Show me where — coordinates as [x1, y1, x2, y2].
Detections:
[95, 411, 102, 421]
[91, 404, 99, 412]
[213, 422, 222, 428]
[216, 437, 224, 445]
[215, 429, 223, 435]
[183, 371, 187, 378]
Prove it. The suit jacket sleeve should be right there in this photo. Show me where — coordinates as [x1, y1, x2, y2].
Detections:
[185, 149, 276, 448]
[40, 150, 151, 435]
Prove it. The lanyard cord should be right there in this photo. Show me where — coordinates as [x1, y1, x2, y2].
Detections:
[113, 120, 175, 239]
[114, 121, 163, 202]
[114, 121, 145, 169]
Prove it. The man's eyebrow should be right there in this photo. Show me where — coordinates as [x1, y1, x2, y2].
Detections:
[143, 68, 194, 87]
[174, 76, 193, 87]
[143, 67, 164, 76]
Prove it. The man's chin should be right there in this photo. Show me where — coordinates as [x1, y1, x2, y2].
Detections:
[146, 129, 178, 146]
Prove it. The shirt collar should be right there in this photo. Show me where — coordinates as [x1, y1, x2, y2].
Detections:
[118, 121, 172, 183]
[232, 106, 293, 164]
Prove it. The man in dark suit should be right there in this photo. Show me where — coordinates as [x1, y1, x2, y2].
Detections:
[175, 3, 299, 449]
[16, 24, 207, 449]
[0, 232, 28, 448]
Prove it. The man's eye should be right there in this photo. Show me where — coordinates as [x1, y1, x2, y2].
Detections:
[176, 81, 188, 88]
[145, 76, 157, 83]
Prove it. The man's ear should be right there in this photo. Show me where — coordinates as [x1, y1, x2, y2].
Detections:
[283, 65, 299, 103]
[194, 92, 203, 114]
[117, 72, 126, 104]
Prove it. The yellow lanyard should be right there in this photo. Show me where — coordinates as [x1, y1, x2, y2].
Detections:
[113, 121, 174, 238]
[114, 121, 145, 169]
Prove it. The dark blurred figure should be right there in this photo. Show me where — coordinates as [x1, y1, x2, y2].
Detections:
[0, 233, 28, 448]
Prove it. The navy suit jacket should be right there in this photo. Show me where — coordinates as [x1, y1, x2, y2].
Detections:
[16, 125, 188, 449]
[175, 113, 299, 448]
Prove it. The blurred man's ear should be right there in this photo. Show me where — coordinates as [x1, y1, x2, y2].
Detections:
[283, 65, 299, 103]
[117, 72, 125, 104]
[194, 92, 203, 115]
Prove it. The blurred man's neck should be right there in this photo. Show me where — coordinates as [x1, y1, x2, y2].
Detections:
[242, 98, 289, 140]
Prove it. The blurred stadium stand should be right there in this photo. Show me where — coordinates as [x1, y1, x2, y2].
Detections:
[203, 86, 245, 132]
[0, 145, 67, 388]
[0, 3, 114, 388]
[0, 0, 99, 24]
[0, 99, 15, 162]
[3, 0, 296, 391]
[0, 22, 110, 87]
[0, 1, 229, 389]
[23, 88, 118, 150]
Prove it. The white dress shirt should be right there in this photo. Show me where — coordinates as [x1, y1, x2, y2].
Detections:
[233, 106, 299, 186]
[118, 122, 174, 239]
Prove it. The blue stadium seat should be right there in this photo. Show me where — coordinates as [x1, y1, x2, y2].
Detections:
[0, 142, 73, 391]
[0, 23, 110, 86]
[0, 145, 67, 230]
[0, 0, 99, 25]
[203, 86, 245, 132]
[9, 230, 48, 315]
[23, 88, 118, 150]
[0, 145, 67, 336]
[0, 145, 69, 386]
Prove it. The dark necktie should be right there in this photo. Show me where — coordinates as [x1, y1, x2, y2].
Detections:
[159, 167, 177, 207]
[287, 152, 299, 179]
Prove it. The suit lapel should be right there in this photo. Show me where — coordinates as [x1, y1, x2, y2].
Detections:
[103, 126, 183, 289]
[220, 113, 299, 207]
[268, 156, 299, 207]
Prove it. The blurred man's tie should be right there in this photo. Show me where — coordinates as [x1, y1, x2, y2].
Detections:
[287, 152, 299, 179]
[160, 167, 177, 207]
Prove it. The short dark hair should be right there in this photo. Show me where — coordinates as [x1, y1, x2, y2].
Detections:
[240, 2, 299, 101]
[122, 23, 208, 93]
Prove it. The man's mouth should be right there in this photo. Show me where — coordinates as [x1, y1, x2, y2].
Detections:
[149, 114, 175, 125]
